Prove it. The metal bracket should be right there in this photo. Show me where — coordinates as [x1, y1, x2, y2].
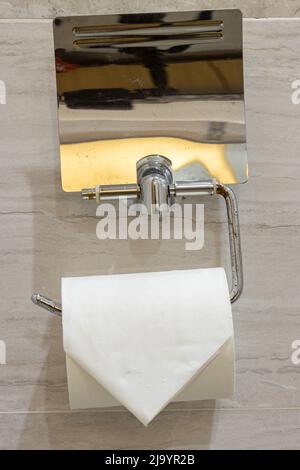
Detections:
[31, 155, 243, 315]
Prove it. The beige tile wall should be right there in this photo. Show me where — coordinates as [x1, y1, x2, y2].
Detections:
[0, 5, 300, 449]
[1, 0, 300, 18]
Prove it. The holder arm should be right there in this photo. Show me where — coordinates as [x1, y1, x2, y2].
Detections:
[215, 183, 243, 303]
[31, 180, 243, 313]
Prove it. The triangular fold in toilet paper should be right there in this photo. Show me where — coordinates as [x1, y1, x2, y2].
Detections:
[65, 337, 235, 410]
[62, 268, 233, 425]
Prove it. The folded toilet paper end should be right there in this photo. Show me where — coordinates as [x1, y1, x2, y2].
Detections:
[31, 269, 234, 425]
[61, 268, 235, 425]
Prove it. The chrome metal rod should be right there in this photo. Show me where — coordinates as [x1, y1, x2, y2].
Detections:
[31, 293, 62, 316]
[82, 184, 139, 202]
[172, 179, 216, 197]
[216, 183, 243, 303]
[173, 179, 243, 302]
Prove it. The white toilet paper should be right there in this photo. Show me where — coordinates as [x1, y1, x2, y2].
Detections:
[62, 268, 234, 425]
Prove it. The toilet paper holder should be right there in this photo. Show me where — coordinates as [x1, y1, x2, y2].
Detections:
[32, 154, 243, 315]
[31, 8, 246, 315]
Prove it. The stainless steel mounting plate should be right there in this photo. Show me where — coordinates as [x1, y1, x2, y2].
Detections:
[53, 9, 248, 191]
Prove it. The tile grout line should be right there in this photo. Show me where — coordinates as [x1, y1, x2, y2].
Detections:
[0, 18, 300, 24]
[0, 19, 51, 23]
[1, 407, 300, 415]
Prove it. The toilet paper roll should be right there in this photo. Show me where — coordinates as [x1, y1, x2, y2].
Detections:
[62, 268, 235, 425]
